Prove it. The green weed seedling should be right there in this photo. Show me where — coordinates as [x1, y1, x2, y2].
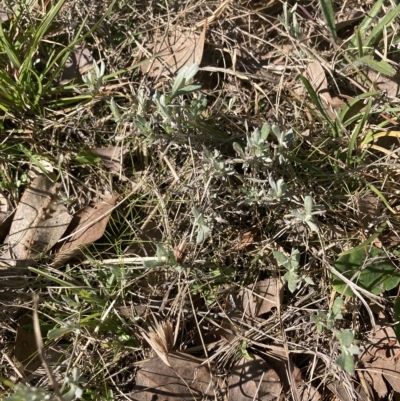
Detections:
[279, 2, 302, 40]
[290, 194, 323, 233]
[273, 248, 314, 293]
[270, 125, 293, 164]
[268, 175, 288, 200]
[334, 329, 360, 373]
[239, 184, 265, 206]
[233, 123, 293, 170]
[203, 148, 235, 178]
[233, 123, 272, 168]
[311, 299, 359, 373]
[311, 297, 343, 333]
[82, 60, 106, 94]
[192, 207, 211, 244]
[144, 244, 182, 272]
[332, 245, 400, 296]
[4, 368, 84, 401]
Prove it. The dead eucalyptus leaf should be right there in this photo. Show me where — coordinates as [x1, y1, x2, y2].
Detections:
[236, 278, 283, 318]
[134, 352, 216, 400]
[141, 23, 206, 77]
[89, 147, 123, 174]
[14, 313, 41, 376]
[367, 70, 400, 98]
[264, 348, 321, 401]
[228, 355, 282, 401]
[7, 174, 72, 267]
[360, 312, 400, 397]
[305, 61, 345, 118]
[53, 195, 119, 265]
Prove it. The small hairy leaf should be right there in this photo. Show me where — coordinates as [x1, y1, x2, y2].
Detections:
[335, 353, 355, 373]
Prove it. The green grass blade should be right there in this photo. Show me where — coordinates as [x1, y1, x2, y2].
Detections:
[349, 0, 383, 49]
[364, 3, 400, 49]
[319, 0, 336, 39]
[297, 74, 337, 136]
[355, 56, 396, 77]
[369, 184, 396, 214]
[29, 267, 75, 287]
[18, 145, 54, 180]
[0, 23, 21, 69]
[346, 97, 371, 167]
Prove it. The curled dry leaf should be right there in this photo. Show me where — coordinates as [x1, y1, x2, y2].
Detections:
[228, 355, 282, 401]
[6, 174, 72, 267]
[53, 195, 119, 266]
[141, 23, 206, 77]
[89, 147, 123, 175]
[360, 312, 400, 398]
[134, 352, 216, 401]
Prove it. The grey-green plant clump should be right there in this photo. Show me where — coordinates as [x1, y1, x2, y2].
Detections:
[3, 0, 400, 399]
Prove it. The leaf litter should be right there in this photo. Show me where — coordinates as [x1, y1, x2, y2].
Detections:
[53, 194, 119, 266]
[141, 22, 206, 77]
[3, 174, 72, 268]
[89, 146, 123, 175]
[360, 312, 400, 398]
[304, 60, 345, 118]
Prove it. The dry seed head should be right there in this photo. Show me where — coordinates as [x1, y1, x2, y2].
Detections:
[141, 321, 174, 367]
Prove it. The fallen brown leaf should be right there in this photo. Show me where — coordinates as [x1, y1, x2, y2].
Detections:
[141, 23, 206, 77]
[134, 352, 216, 400]
[264, 348, 321, 401]
[233, 227, 262, 251]
[89, 147, 123, 174]
[53, 195, 119, 265]
[364, 70, 400, 99]
[6, 174, 72, 267]
[360, 312, 400, 398]
[305, 60, 345, 118]
[228, 355, 282, 401]
[335, 10, 364, 31]
[236, 278, 283, 318]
